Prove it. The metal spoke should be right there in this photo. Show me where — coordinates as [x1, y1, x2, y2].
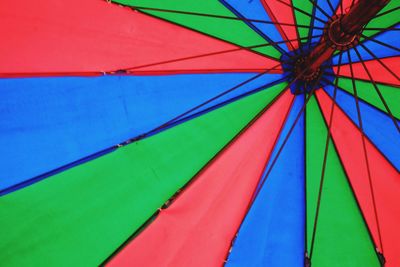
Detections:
[309, 52, 343, 259]
[0, 34, 325, 78]
[276, 0, 328, 24]
[326, 0, 336, 14]
[371, 6, 400, 20]
[307, 0, 318, 44]
[352, 46, 400, 133]
[308, 0, 333, 20]
[360, 33, 400, 53]
[358, 42, 400, 83]
[107, 1, 324, 29]
[101, 83, 291, 266]
[346, 49, 385, 255]
[228, 49, 345, 266]
[364, 27, 400, 32]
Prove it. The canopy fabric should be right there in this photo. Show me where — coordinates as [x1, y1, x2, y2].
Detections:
[0, 73, 283, 191]
[305, 96, 380, 266]
[0, 0, 399, 266]
[0, 82, 286, 266]
[107, 90, 294, 267]
[226, 96, 305, 266]
[317, 90, 400, 267]
[335, 57, 400, 87]
[0, 0, 280, 75]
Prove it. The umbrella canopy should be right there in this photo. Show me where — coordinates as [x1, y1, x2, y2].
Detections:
[0, 0, 399, 266]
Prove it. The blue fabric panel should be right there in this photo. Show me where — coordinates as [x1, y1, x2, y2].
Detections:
[333, 23, 400, 64]
[324, 85, 400, 171]
[307, 4, 321, 44]
[0, 73, 283, 191]
[220, 0, 287, 53]
[226, 96, 305, 267]
[183, 73, 284, 119]
[311, 0, 340, 43]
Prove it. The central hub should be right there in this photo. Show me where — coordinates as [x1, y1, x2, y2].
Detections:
[281, 44, 334, 95]
[293, 57, 321, 82]
[280, 0, 389, 96]
[325, 15, 360, 51]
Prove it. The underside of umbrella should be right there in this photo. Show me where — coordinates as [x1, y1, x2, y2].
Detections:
[0, 0, 399, 266]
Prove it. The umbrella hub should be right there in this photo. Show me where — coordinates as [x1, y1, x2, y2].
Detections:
[281, 44, 335, 95]
[293, 57, 322, 83]
[281, 0, 390, 95]
[301, 0, 389, 76]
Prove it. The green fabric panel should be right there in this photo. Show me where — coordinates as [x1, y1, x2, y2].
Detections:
[306, 95, 380, 266]
[362, 1, 400, 39]
[306, 96, 325, 251]
[112, 0, 280, 58]
[338, 77, 400, 120]
[292, 0, 313, 42]
[0, 83, 287, 267]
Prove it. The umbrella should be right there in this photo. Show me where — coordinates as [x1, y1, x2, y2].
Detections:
[0, 0, 399, 266]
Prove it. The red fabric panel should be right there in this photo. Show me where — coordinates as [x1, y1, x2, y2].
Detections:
[336, 0, 354, 15]
[126, 50, 282, 75]
[107, 90, 295, 267]
[261, 0, 299, 50]
[0, 0, 280, 76]
[334, 57, 400, 87]
[316, 89, 400, 267]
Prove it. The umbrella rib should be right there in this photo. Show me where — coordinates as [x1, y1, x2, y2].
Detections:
[325, 0, 336, 15]
[308, 0, 333, 20]
[0, 35, 325, 78]
[128, 37, 299, 71]
[100, 85, 290, 266]
[218, 0, 287, 54]
[147, 64, 281, 131]
[346, 49, 385, 254]
[276, 0, 328, 24]
[244, 43, 333, 201]
[364, 27, 400, 32]
[136, 58, 303, 133]
[322, 77, 398, 165]
[309, 52, 344, 260]
[250, 75, 322, 204]
[0, 74, 288, 197]
[307, 0, 319, 44]
[117, 7, 281, 61]
[312, 82, 383, 264]
[357, 42, 400, 82]
[225, 82, 307, 263]
[105, 1, 321, 29]
[331, 74, 399, 88]
[319, 77, 398, 267]
[226, 42, 340, 264]
[352, 46, 400, 133]
[288, 0, 302, 48]
[320, 77, 400, 171]
[371, 5, 400, 20]
[325, 77, 400, 129]
[303, 92, 309, 261]
[363, 23, 400, 36]
[360, 32, 400, 53]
